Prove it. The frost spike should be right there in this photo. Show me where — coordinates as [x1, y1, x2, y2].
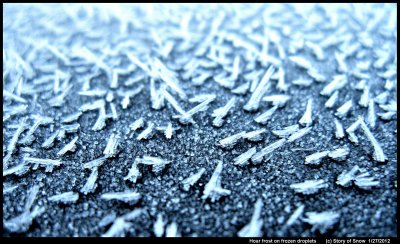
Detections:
[150, 79, 165, 110]
[181, 168, 206, 191]
[367, 100, 376, 128]
[102, 217, 132, 237]
[163, 90, 186, 115]
[154, 214, 166, 237]
[263, 94, 291, 107]
[48, 84, 73, 107]
[98, 213, 117, 228]
[237, 198, 263, 237]
[306, 41, 325, 60]
[4, 205, 46, 233]
[7, 117, 27, 154]
[3, 89, 27, 103]
[234, 147, 257, 166]
[153, 58, 186, 99]
[42, 129, 61, 149]
[101, 192, 141, 204]
[335, 100, 352, 118]
[290, 179, 328, 195]
[61, 123, 80, 133]
[124, 159, 142, 184]
[92, 106, 107, 131]
[360, 120, 386, 162]
[137, 156, 171, 174]
[83, 156, 108, 169]
[286, 204, 305, 226]
[272, 125, 299, 138]
[137, 122, 155, 140]
[377, 111, 396, 121]
[289, 56, 312, 70]
[243, 129, 266, 142]
[305, 151, 330, 166]
[62, 111, 83, 123]
[165, 222, 181, 237]
[251, 138, 286, 164]
[189, 94, 216, 103]
[276, 67, 289, 91]
[103, 134, 120, 157]
[293, 78, 313, 87]
[57, 136, 78, 157]
[354, 173, 380, 190]
[81, 168, 99, 195]
[379, 100, 396, 112]
[328, 146, 349, 161]
[202, 161, 231, 202]
[320, 75, 347, 96]
[334, 52, 348, 72]
[218, 131, 246, 149]
[287, 127, 312, 142]
[325, 91, 339, 108]
[175, 95, 215, 124]
[358, 86, 369, 108]
[336, 165, 360, 187]
[78, 90, 108, 97]
[24, 157, 62, 172]
[48, 191, 79, 204]
[80, 99, 106, 112]
[129, 117, 144, 131]
[302, 211, 340, 234]
[374, 92, 389, 105]
[24, 185, 40, 211]
[4, 184, 19, 194]
[212, 97, 236, 127]
[254, 106, 278, 125]
[299, 99, 313, 126]
[232, 82, 250, 95]
[244, 65, 275, 112]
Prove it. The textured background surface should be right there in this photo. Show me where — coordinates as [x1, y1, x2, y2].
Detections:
[2, 3, 397, 237]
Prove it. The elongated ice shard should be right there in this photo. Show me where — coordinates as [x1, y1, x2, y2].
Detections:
[237, 198, 263, 237]
[202, 161, 231, 202]
[290, 179, 328, 195]
[181, 168, 206, 191]
[302, 211, 340, 234]
[48, 191, 79, 204]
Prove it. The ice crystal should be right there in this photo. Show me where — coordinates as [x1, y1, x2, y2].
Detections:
[237, 198, 263, 237]
[48, 191, 79, 204]
[101, 191, 141, 204]
[302, 211, 340, 234]
[286, 204, 305, 226]
[305, 151, 330, 166]
[299, 99, 313, 126]
[202, 161, 231, 202]
[251, 138, 286, 164]
[218, 131, 246, 149]
[181, 168, 206, 191]
[290, 179, 328, 195]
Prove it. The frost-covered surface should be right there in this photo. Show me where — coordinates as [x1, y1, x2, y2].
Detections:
[3, 3, 397, 237]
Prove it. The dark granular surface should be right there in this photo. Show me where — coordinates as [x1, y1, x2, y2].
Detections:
[2, 3, 397, 237]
